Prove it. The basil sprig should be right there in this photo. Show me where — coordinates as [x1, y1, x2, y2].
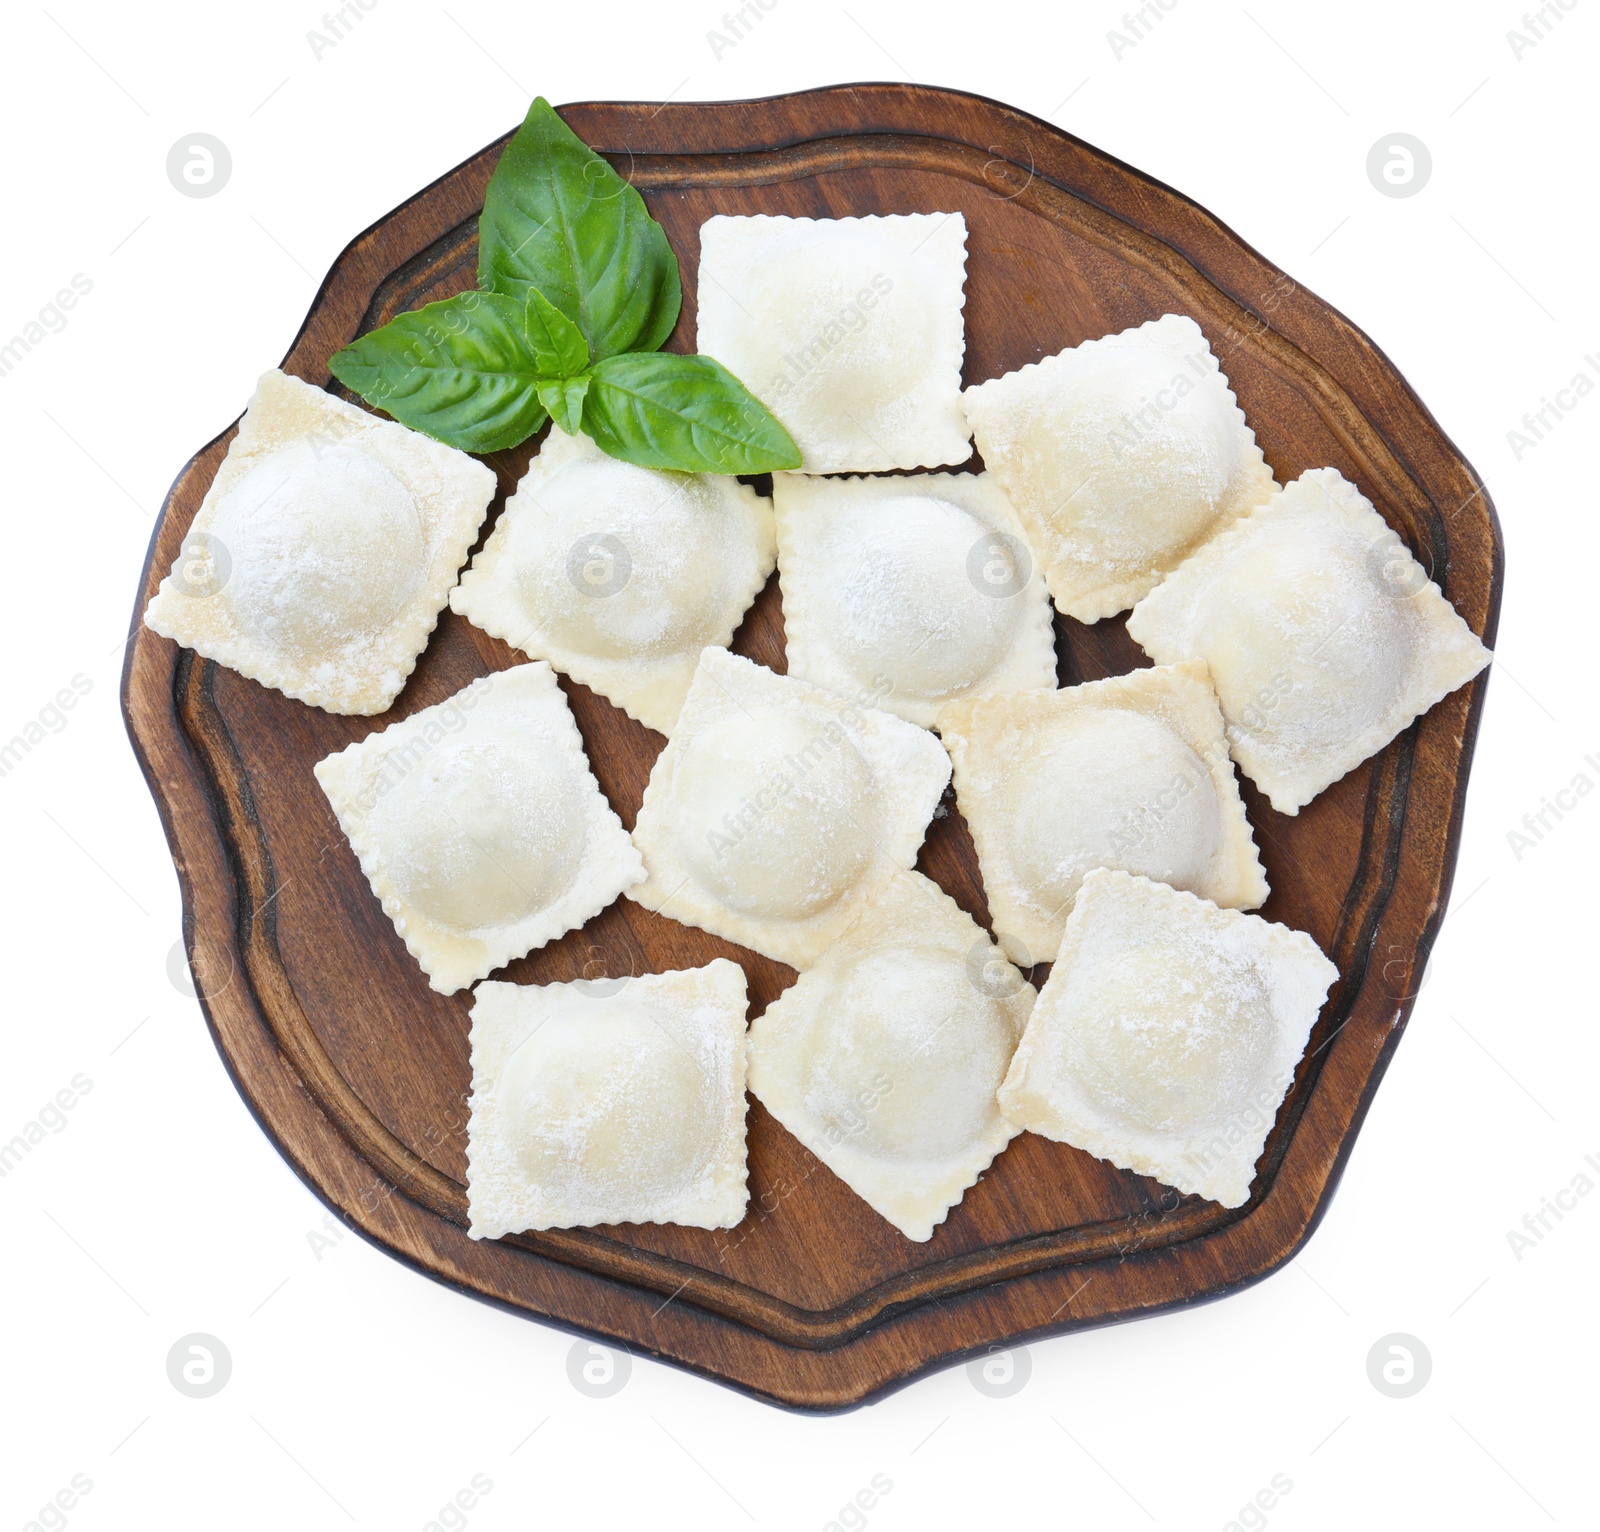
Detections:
[330, 97, 800, 475]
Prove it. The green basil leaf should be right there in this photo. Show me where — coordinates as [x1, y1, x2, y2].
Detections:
[580, 352, 802, 474]
[525, 286, 589, 377]
[328, 291, 548, 454]
[536, 375, 590, 436]
[479, 97, 681, 362]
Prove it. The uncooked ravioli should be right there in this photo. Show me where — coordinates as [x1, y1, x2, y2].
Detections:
[313, 662, 643, 994]
[450, 427, 775, 734]
[938, 661, 1267, 968]
[998, 869, 1338, 1208]
[143, 369, 495, 714]
[625, 647, 952, 968]
[466, 961, 750, 1236]
[773, 471, 1056, 728]
[1127, 466, 1493, 813]
[960, 314, 1277, 622]
[695, 212, 971, 473]
[746, 873, 1033, 1240]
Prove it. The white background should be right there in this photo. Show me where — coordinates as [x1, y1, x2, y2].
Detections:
[1, 1, 1593, 1528]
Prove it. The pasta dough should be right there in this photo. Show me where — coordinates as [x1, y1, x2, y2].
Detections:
[466, 960, 750, 1236]
[696, 212, 971, 473]
[626, 647, 952, 967]
[939, 661, 1267, 967]
[144, 369, 495, 714]
[746, 873, 1032, 1241]
[961, 315, 1277, 622]
[450, 427, 776, 734]
[773, 471, 1056, 727]
[314, 662, 644, 993]
[1127, 467, 1493, 814]
[998, 869, 1338, 1208]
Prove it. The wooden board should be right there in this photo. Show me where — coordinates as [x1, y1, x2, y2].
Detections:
[121, 83, 1502, 1411]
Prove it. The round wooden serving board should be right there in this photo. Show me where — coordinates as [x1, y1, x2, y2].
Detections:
[122, 83, 1503, 1411]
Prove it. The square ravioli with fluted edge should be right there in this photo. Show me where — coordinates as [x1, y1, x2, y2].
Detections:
[773, 470, 1056, 728]
[1127, 466, 1493, 815]
[999, 869, 1338, 1209]
[449, 427, 776, 735]
[961, 314, 1277, 623]
[625, 647, 952, 968]
[466, 960, 750, 1237]
[313, 662, 643, 994]
[747, 872, 1033, 1241]
[144, 369, 495, 714]
[938, 660, 1268, 969]
[695, 212, 971, 473]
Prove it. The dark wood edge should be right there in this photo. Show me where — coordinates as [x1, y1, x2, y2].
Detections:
[120, 83, 1503, 1409]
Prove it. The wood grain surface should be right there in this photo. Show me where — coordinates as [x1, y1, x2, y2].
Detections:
[121, 83, 1503, 1410]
